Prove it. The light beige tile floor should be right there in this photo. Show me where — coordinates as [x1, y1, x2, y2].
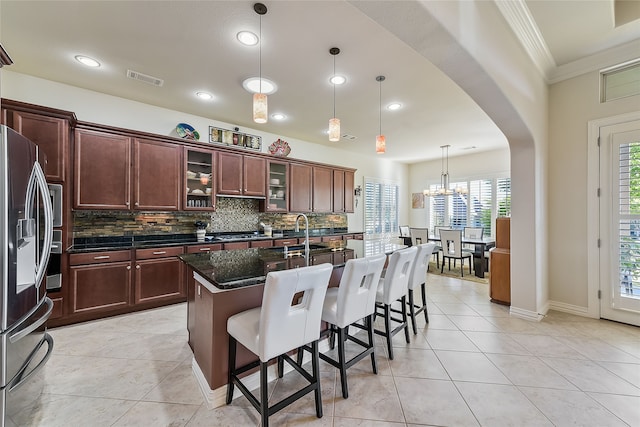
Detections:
[14, 274, 640, 426]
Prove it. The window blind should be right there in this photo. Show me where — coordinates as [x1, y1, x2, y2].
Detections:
[364, 178, 399, 238]
[618, 142, 640, 297]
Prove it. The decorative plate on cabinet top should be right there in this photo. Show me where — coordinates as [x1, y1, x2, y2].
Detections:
[176, 123, 200, 140]
[268, 138, 291, 157]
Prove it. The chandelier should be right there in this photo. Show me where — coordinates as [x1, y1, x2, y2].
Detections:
[423, 145, 468, 197]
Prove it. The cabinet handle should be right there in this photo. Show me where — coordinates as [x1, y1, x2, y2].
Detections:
[152, 251, 167, 255]
[136, 265, 140, 269]
[197, 285, 201, 297]
[199, 248, 211, 251]
[126, 201, 130, 207]
[94, 255, 110, 260]
[126, 265, 131, 270]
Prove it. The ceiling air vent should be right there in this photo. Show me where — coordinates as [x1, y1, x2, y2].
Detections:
[341, 134, 357, 141]
[126, 69, 164, 87]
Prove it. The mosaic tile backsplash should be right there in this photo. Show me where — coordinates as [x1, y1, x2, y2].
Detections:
[73, 197, 347, 238]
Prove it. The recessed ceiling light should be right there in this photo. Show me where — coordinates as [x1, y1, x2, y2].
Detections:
[271, 113, 286, 120]
[387, 102, 402, 110]
[242, 77, 277, 95]
[330, 75, 346, 85]
[237, 31, 259, 46]
[196, 91, 213, 100]
[75, 55, 100, 67]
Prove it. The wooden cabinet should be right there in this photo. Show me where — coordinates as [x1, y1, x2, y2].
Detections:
[313, 166, 333, 212]
[321, 235, 343, 243]
[250, 240, 273, 248]
[332, 249, 355, 265]
[490, 217, 510, 305]
[289, 163, 312, 212]
[69, 250, 133, 315]
[223, 241, 250, 251]
[74, 128, 132, 209]
[193, 280, 215, 382]
[265, 160, 288, 212]
[311, 252, 333, 265]
[74, 127, 183, 210]
[217, 152, 266, 197]
[9, 111, 69, 182]
[186, 243, 223, 253]
[344, 170, 355, 213]
[185, 147, 215, 210]
[332, 169, 355, 213]
[273, 238, 299, 247]
[134, 246, 185, 304]
[134, 138, 182, 210]
[1, 100, 76, 183]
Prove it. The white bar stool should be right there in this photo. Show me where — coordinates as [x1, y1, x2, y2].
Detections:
[226, 263, 333, 427]
[374, 246, 417, 360]
[317, 254, 386, 398]
[406, 243, 436, 334]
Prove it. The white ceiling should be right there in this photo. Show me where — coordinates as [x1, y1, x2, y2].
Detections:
[1, 1, 638, 164]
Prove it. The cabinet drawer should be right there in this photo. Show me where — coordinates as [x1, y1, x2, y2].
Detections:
[136, 246, 184, 260]
[321, 235, 342, 242]
[273, 238, 299, 247]
[70, 250, 132, 265]
[352, 233, 364, 240]
[186, 243, 223, 253]
[250, 240, 273, 248]
[341, 234, 354, 240]
[307, 236, 321, 244]
[224, 241, 250, 250]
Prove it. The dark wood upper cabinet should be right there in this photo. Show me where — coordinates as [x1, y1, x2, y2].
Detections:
[134, 138, 181, 210]
[344, 170, 354, 213]
[333, 169, 345, 213]
[74, 128, 131, 210]
[312, 166, 333, 212]
[289, 162, 312, 212]
[217, 152, 266, 197]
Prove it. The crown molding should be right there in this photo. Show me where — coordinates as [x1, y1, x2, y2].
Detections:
[495, 0, 556, 81]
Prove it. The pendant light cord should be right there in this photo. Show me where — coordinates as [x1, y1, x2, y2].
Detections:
[379, 78, 382, 135]
[259, 14, 262, 94]
[332, 54, 336, 118]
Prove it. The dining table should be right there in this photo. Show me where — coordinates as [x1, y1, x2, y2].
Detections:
[417, 234, 495, 279]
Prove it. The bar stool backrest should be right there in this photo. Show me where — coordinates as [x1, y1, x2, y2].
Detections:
[379, 246, 417, 305]
[335, 254, 386, 327]
[259, 263, 332, 361]
[408, 243, 436, 291]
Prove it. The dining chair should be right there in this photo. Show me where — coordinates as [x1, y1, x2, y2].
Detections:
[374, 246, 417, 360]
[226, 263, 332, 427]
[406, 242, 436, 334]
[439, 229, 473, 277]
[317, 253, 386, 398]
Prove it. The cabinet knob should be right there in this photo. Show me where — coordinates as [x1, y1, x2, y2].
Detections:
[126, 265, 131, 270]
[126, 201, 130, 207]
[135, 202, 139, 206]
[136, 265, 140, 269]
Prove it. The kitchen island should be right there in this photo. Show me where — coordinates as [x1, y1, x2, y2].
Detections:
[179, 239, 405, 407]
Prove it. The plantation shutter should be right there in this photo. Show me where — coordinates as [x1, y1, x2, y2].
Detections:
[364, 178, 399, 238]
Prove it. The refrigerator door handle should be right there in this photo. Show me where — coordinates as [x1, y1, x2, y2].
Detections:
[7, 332, 54, 394]
[25, 161, 53, 290]
[9, 297, 53, 344]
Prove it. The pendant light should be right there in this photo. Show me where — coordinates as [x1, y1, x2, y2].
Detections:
[252, 3, 268, 124]
[329, 47, 340, 142]
[376, 75, 386, 154]
[423, 145, 468, 196]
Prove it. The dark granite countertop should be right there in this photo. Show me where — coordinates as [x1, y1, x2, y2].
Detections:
[68, 229, 363, 253]
[180, 239, 406, 290]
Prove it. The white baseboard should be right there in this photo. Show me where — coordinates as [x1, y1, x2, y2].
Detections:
[192, 339, 332, 409]
[548, 300, 594, 318]
[509, 306, 545, 322]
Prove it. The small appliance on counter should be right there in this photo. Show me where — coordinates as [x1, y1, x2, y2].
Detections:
[0, 125, 55, 427]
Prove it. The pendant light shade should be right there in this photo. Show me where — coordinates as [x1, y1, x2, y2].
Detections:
[329, 47, 340, 142]
[252, 3, 268, 124]
[376, 135, 386, 154]
[253, 93, 267, 123]
[376, 75, 386, 154]
[329, 117, 340, 142]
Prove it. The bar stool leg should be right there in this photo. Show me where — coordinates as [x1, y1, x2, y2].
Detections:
[421, 283, 429, 323]
[260, 361, 269, 427]
[401, 295, 410, 343]
[383, 304, 394, 360]
[408, 289, 418, 334]
[226, 336, 237, 404]
[311, 340, 323, 418]
[366, 314, 378, 374]
[277, 355, 284, 378]
[337, 327, 348, 398]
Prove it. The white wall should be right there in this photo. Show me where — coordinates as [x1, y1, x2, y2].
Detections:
[548, 70, 640, 310]
[1, 70, 409, 233]
[408, 148, 510, 227]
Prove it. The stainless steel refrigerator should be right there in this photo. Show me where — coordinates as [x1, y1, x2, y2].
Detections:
[0, 125, 54, 427]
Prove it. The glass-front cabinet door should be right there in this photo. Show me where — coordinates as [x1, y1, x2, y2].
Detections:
[266, 160, 288, 212]
[184, 147, 215, 210]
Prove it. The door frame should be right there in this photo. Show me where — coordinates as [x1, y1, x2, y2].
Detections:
[587, 111, 640, 322]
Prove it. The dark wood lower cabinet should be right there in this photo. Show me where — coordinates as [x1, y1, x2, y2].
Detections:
[70, 260, 132, 314]
[135, 257, 185, 304]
